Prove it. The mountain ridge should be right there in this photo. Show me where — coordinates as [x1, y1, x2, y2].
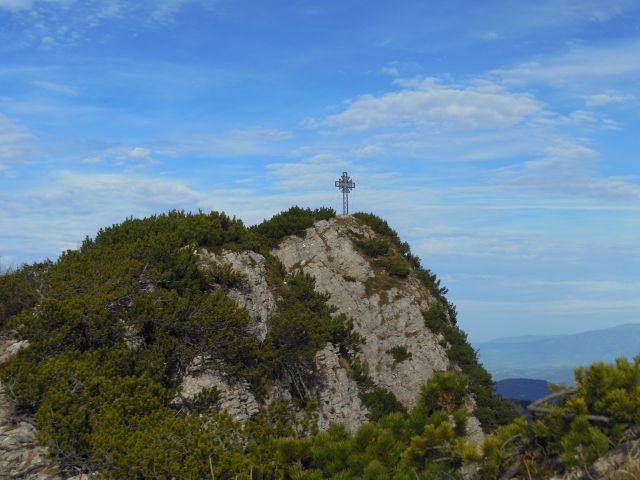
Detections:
[477, 323, 640, 383]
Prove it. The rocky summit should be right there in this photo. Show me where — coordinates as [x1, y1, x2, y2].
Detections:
[4, 208, 634, 480]
[0, 208, 502, 478]
[177, 216, 484, 439]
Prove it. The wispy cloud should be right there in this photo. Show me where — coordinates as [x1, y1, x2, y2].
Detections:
[323, 77, 547, 132]
[81, 145, 157, 166]
[157, 126, 293, 157]
[0, 0, 212, 49]
[584, 91, 635, 107]
[491, 39, 640, 86]
[0, 112, 35, 173]
[352, 144, 384, 158]
[268, 153, 348, 189]
[498, 142, 640, 200]
[31, 79, 79, 95]
[0, 0, 39, 12]
[0, 170, 212, 258]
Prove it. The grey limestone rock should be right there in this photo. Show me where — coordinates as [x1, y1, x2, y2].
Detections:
[178, 356, 260, 422]
[314, 344, 368, 432]
[0, 338, 29, 366]
[273, 217, 451, 411]
[196, 249, 276, 342]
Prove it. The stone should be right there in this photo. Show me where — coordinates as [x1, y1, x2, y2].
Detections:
[273, 217, 451, 411]
[314, 344, 368, 433]
[196, 249, 276, 342]
[0, 338, 29, 366]
[178, 358, 260, 422]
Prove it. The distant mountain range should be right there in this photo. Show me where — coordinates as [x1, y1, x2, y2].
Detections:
[476, 324, 640, 384]
[494, 378, 551, 402]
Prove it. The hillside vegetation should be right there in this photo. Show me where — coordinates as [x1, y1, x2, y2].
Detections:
[0, 207, 638, 479]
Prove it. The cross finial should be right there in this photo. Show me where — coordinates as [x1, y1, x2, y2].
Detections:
[335, 171, 355, 215]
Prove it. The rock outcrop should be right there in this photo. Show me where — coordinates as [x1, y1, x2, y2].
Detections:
[196, 249, 276, 342]
[182, 216, 475, 436]
[273, 217, 451, 410]
[178, 356, 260, 423]
[314, 344, 368, 432]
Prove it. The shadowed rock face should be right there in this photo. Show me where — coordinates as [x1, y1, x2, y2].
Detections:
[273, 217, 451, 410]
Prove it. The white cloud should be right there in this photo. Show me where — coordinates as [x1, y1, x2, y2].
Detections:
[0, 113, 35, 172]
[80, 145, 156, 166]
[499, 142, 640, 200]
[589, 5, 624, 23]
[461, 297, 640, 319]
[584, 91, 634, 107]
[323, 77, 546, 132]
[149, 0, 195, 25]
[268, 153, 348, 189]
[567, 109, 596, 123]
[492, 39, 640, 85]
[482, 31, 498, 41]
[352, 144, 384, 158]
[186, 126, 293, 157]
[31, 79, 79, 95]
[0, 0, 34, 11]
[380, 66, 399, 77]
[0, 170, 213, 259]
[0, 0, 211, 48]
[418, 226, 543, 259]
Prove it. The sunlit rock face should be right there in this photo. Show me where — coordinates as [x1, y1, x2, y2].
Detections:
[273, 217, 450, 410]
[179, 216, 481, 439]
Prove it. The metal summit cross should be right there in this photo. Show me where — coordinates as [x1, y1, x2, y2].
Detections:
[335, 171, 355, 215]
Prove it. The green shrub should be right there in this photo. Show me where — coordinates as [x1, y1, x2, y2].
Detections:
[356, 238, 390, 258]
[0, 261, 51, 329]
[375, 257, 410, 277]
[207, 262, 246, 288]
[361, 388, 406, 421]
[251, 206, 335, 248]
[266, 271, 361, 400]
[422, 303, 448, 333]
[183, 386, 220, 413]
[352, 213, 399, 239]
[387, 345, 412, 363]
[422, 305, 517, 430]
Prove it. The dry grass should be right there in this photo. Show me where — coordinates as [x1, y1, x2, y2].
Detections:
[606, 444, 640, 479]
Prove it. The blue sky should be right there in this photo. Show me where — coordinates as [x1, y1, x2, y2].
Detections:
[1, 0, 639, 342]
